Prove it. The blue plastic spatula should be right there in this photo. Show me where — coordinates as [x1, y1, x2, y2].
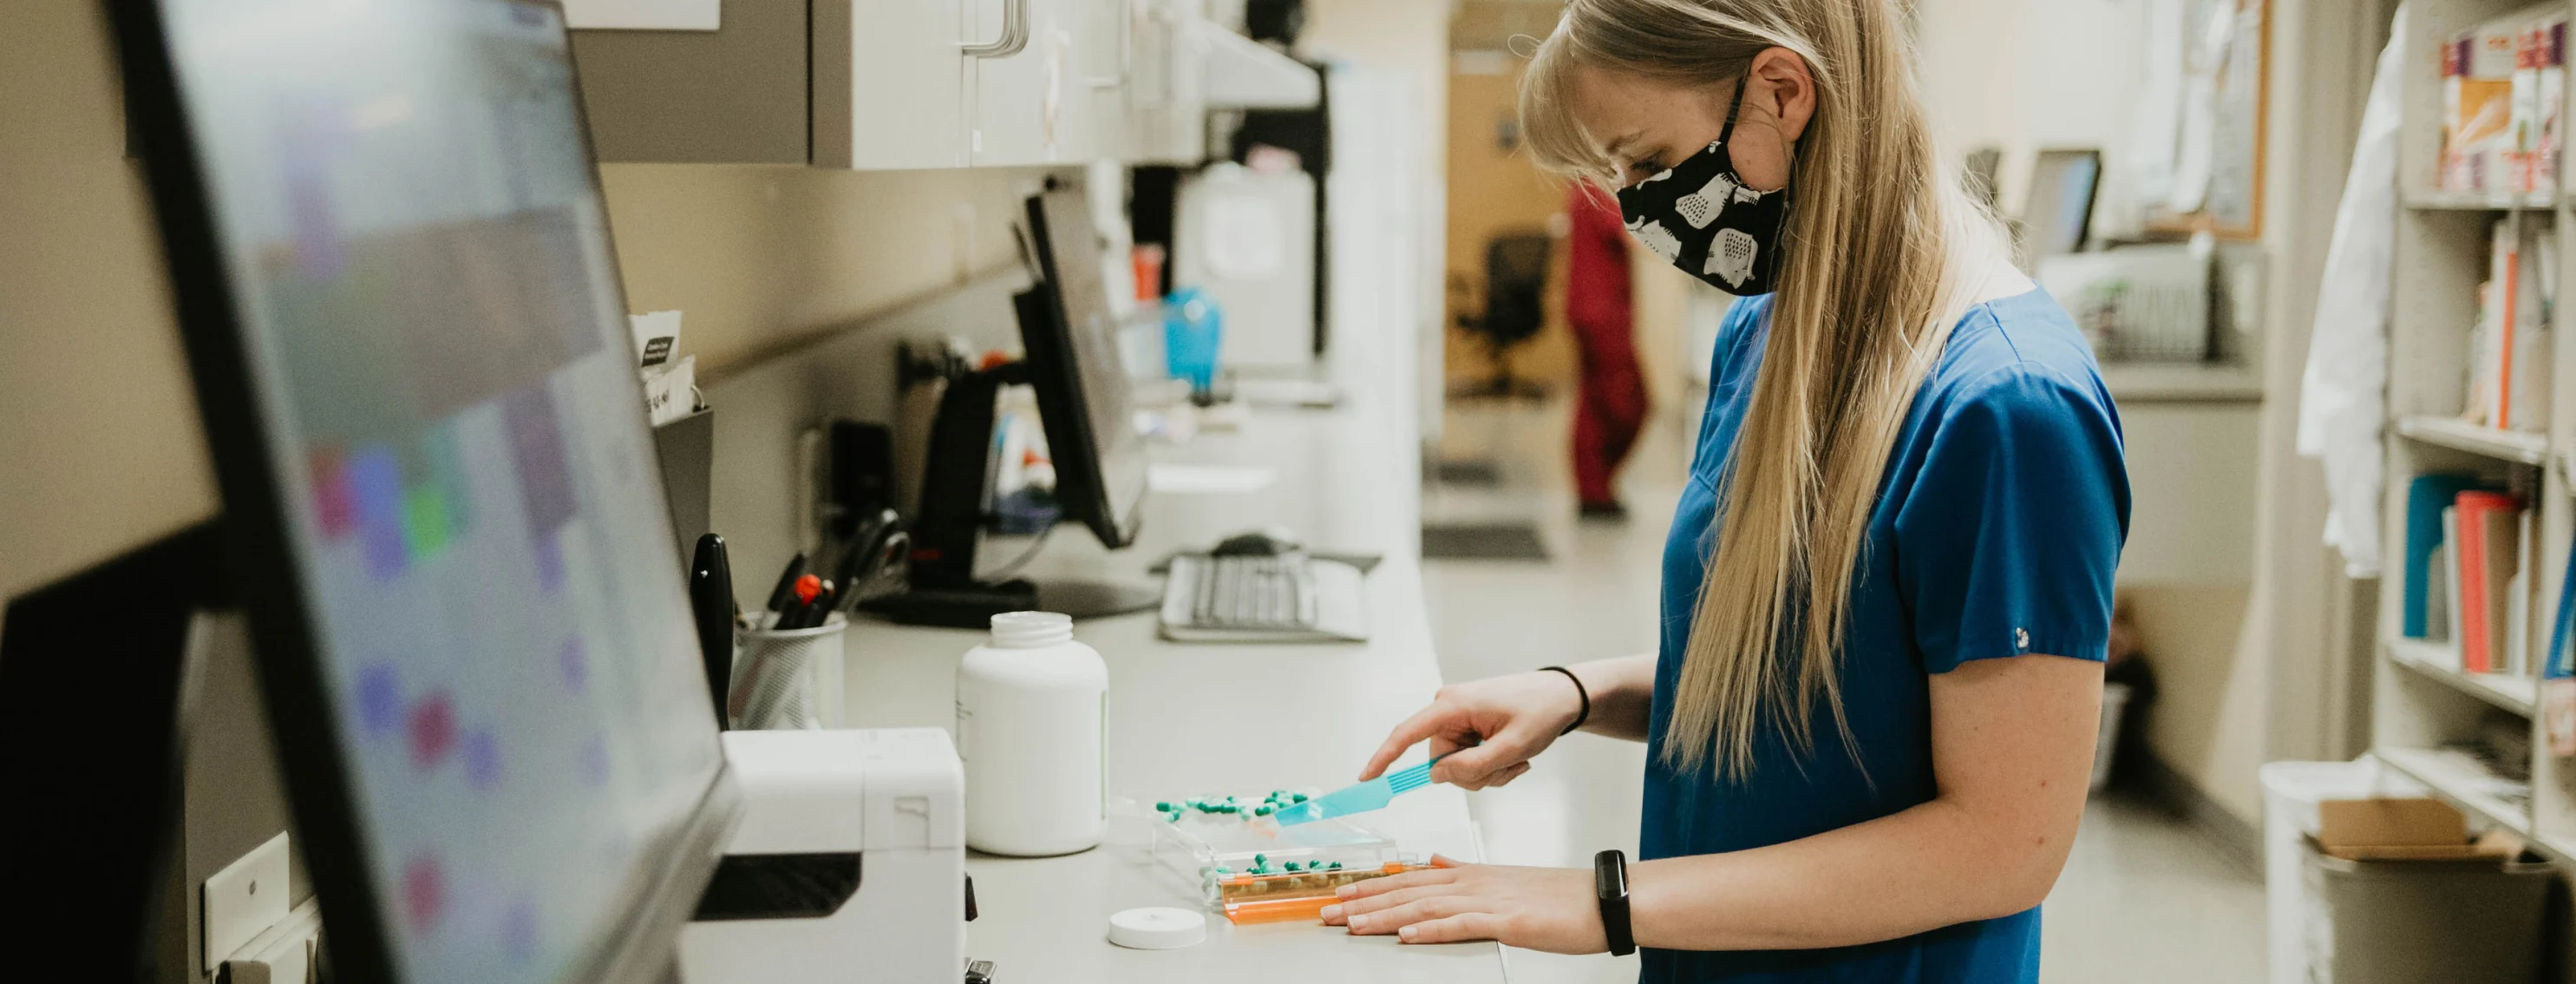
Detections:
[1273, 754, 1449, 827]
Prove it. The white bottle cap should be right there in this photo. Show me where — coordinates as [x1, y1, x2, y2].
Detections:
[1107, 907, 1206, 949]
[991, 610, 1076, 648]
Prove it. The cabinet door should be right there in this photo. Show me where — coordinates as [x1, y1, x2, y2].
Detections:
[1122, 0, 1206, 164]
[969, 0, 1094, 165]
[814, 0, 971, 169]
[1079, 0, 1141, 160]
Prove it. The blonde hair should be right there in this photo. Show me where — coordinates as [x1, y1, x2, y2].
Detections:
[1520, 0, 2009, 779]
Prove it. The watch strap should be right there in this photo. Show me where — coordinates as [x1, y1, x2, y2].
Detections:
[1593, 849, 1635, 956]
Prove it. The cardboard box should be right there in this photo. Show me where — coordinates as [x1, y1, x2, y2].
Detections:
[2311, 797, 2522, 861]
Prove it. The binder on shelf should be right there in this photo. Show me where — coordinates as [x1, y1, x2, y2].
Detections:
[2456, 490, 2525, 674]
[2467, 220, 2553, 430]
[2547, 533, 2575, 680]
[2443, 506, 2465, 664]
[2546, 535, 2576, 755]
[2404, 474, 2483, 639]
[2509, 506, 2538, 674]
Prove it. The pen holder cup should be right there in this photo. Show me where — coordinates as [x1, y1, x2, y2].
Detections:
[728, 614, 847, 731]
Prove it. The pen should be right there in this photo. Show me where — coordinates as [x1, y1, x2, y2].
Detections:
[801, 581, 840, 629]
[690, 534, 736, 730]
[781, 574, 825, 629]
[764, 552, 807, 613]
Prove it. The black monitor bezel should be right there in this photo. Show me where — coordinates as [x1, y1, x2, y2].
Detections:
[104, 1, 739, 981]
[1018, 187, 1146, 550]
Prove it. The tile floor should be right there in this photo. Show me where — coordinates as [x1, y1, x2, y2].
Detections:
[1417, 399, 2265, 984]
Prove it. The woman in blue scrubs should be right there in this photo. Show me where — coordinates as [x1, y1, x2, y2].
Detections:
[1319, 0, 2128, 981]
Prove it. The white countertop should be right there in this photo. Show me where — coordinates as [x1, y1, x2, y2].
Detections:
[832, 351, 1508, 981]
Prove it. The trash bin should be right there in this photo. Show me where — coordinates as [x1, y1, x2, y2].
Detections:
[2259, 759, 2427, 984]
[2302, 850, 2553, 984]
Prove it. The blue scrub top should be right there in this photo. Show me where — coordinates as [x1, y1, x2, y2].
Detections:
[1643, 289, 2128, 984]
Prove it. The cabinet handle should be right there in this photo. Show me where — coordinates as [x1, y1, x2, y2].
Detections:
[1089, 0, 1136, 89]
[962, 0, 1030, 58]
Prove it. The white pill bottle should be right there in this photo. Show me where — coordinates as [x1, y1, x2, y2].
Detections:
[957, 611, 1108, 856]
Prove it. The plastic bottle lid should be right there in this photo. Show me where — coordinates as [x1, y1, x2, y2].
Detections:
[1107, 907, 1206, 949]
[990, 610, 1076, 648]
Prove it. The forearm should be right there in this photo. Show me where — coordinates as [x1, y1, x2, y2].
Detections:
[1629, 793, 2072, 951]
[1564, 653, 1656, 741]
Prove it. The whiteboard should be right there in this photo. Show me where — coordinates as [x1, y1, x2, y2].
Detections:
[563, 0, 719, 30]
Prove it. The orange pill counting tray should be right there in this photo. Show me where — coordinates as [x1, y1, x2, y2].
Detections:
[1218, 863, 1438, 924]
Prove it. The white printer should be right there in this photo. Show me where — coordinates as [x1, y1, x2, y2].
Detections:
[679, 728, 971, 983]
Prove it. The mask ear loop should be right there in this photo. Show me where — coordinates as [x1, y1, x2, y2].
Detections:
[1716, 74, 1749, 150]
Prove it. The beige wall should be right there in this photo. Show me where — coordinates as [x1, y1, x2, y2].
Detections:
[1442, 56, 1577, 390]
[0, 1, 218, 604]
[0, 4, 1051, 605]
[1918, 0, 2274, 822]
[601, 165, 1049, 374]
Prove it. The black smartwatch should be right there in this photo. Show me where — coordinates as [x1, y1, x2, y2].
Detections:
[1593, 849, 1635, 956]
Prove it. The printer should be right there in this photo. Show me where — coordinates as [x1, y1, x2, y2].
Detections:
[680, 728, 971, 983]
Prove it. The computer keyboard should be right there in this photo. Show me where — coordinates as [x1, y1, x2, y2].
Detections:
[1160, 554, 1370, 642]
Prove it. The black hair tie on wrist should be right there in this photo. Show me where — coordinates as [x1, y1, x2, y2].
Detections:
[1539, 666, 1589, 736]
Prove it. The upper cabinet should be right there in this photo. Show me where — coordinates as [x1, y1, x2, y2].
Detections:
[575, 0, 1257, 169]
[572, 0, 810, 164]
[812, 0, 972, 169]
[1121, 0, 1211, 164]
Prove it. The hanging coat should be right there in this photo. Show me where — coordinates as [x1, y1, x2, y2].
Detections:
[2296, 4, 2404, 578]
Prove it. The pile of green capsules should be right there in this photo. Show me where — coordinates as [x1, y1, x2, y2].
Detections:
[1155, 790, 1311, 823]
[1213, 853, 1344, 877]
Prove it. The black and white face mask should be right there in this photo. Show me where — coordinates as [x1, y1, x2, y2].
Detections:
[1613, 80, 1791, 295]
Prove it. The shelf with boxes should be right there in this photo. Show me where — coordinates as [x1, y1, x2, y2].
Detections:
[2378, 0, 2576, 882]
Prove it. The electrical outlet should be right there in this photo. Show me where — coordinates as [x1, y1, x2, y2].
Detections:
[204, 832, 291, 969]
[219, 900, 323, 984]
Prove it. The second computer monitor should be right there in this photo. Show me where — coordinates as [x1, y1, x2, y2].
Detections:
[2023, 148, 2102, 259]
[1019, 187, 1148, 550]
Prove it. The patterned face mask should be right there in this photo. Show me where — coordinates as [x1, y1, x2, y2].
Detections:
[1613, 79, 1791, 295]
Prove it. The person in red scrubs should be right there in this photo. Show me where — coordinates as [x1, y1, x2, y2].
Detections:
[1566, 181, 1647, 520]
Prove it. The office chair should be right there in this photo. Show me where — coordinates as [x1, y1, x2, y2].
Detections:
[1450, 231, 1554, 401]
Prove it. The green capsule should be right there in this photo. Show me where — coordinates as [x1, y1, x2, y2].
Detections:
[1253, 853, 1268, 865]
[1328, 862, 1343, 870]
[1156, 801, 1173, 811]
[1255, 804, 1273, 816]
[1292, 792, 1310, 803]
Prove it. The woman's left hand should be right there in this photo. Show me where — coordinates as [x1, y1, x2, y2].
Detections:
[1319, 856, 1608, 954]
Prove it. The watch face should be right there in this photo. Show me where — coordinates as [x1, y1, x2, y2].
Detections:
[1594, 849, 1627, 897]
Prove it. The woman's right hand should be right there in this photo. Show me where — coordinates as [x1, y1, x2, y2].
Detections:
[1359, 670, 1587, 790]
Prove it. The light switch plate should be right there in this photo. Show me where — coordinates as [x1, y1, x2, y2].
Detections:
[204, 832, 291, 968]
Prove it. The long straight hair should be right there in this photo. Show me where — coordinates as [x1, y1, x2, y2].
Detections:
[1519, 0, 2009, 779]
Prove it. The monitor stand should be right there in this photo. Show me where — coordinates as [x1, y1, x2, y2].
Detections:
[861, 360, 1161, 630]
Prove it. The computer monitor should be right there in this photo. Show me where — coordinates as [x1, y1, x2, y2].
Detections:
[864, 184, 1159, 628]
[1021, 186, 1149, 550]
[2022, 148, 2103, 259]
[112, 1, 736, 982]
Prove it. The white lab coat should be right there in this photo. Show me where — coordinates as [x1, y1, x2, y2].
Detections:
[2296, 5, 2403, 578]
